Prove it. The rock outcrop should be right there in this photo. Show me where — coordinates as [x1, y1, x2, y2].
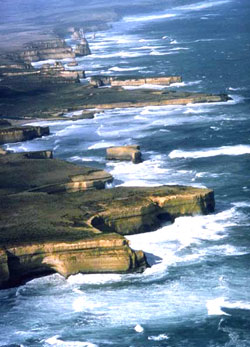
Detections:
[110, 76, 182, 86]
[0, 234, 146, 289]
[24, 150, 53, 159]
[90, 76, 181, 87]
[0, 152, 113, 195]
[18, 39, 75, 62]
[106, 145, 142, 164]
[75, 38, 91, 57]
[41, 62, 85, 82]
[0, 181, 215, 289]
[0, 126, 49, 145]
[0, 73, 231, 119]
[0, 60, 84, 84]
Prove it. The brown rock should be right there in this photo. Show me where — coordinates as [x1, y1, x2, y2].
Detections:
[110, 76, 182, 86]
[0, 126, 50, 145]
[24, 150, 53, 159]
[0, 234, 147, 288]
[74, 39, 91, 57]
[106, 145, 142, 164]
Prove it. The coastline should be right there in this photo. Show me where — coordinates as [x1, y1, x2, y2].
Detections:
[0, 8, 233, 289]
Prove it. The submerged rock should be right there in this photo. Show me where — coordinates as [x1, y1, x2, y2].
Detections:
[106, 145, 142, 164]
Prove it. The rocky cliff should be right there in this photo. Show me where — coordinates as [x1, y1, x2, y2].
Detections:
[0, 234, 146, 289]
[90, 76, 182, 87]
[0, 151, 215, 289]
[0, 126, 49, 145]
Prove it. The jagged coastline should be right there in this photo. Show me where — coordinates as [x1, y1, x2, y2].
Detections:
[0, 26, 229, 290]
[0, 150, 215, 289]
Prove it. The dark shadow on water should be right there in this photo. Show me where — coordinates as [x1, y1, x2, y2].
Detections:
[145, 251, 162, 266]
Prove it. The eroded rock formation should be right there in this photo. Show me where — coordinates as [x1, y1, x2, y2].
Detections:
[106, 145, 142, 164]
[0, 181, 215, 289]
[75, 38, 91, 57]
[18, 39, 75, 62]
[0, 126, 49, 145]
[90, 76, 182, 87]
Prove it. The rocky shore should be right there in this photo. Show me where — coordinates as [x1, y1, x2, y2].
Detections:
[0, 149, 215, 289]
[0, 33, 229, 290]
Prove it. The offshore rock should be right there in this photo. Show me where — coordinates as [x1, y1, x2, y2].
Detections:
[0, 126, 49, 145]
[74, 38, 91, 57]
[106, 145, 142, 164]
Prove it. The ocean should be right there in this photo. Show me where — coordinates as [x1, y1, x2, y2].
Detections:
[2, 0, 250, 346]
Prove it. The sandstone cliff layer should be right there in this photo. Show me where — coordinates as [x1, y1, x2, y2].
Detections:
[0, 126, 49, 145]
[90, 76, 182, 87]
[106, 145, 142, 164]
[0, 155, 215, 289]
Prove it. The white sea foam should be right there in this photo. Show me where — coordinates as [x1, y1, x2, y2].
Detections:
[206, 297, 250, 317]
[134, 324, 144, 333]
[72, 296, 101, 312]
[31, 59, 56, 68]
[206, 298, 231, 316]
[228, 87, 246, 91]
[90, 51, 144, 59]
[45, 336, 97, 347]
[149, 50, 176, 56]
[69, 156, 100, 162]
[88, 141, 116, 150]
[177, 0, 232, 12]
[132, 45, 161, 50]
[169, 47, 189, 51]
[108, 66, 143, 72]
[67, 273, 122, 285]
[124, 13, 176, 23]
[148, 334, 169, 341]
[127, 207, 239, 276]
[169, 144, 250, 159]
[167, 80, 202, 88]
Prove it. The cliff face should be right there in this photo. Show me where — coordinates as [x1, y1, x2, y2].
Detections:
[90, 186, 215, 235]
[18, 39, 75, 62]
[110, 76, 182, 86]
[0, 169, 215, 289]
[74, 38, 91, 57]
[0, 234, 146, 289]
[0, 126, 49, 145]
[90, 76, 182, 87]
[0, 60, 85, 84]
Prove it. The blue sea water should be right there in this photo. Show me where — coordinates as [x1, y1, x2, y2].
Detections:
[2, 0, 250, 346]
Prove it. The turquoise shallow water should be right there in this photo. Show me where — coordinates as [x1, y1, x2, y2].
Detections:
[2, 0, 250, 346]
